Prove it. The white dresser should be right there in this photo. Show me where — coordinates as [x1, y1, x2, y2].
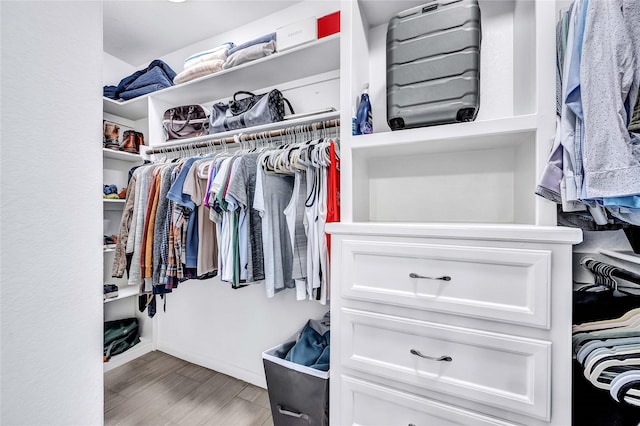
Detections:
[327, 223, 582, 426]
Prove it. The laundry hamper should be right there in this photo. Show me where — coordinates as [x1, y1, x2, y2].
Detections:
[262, 341, 329, 426]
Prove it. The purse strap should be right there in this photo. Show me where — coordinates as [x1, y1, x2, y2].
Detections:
[233, 91, 257, 101]
[283, 97, 295, 115]
[169, 106, 194, 135]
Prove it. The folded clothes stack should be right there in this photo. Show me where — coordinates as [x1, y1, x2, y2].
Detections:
[223, 32, 277, 70]
[173, 42, 234, 85]
[104, 60, 176, 101]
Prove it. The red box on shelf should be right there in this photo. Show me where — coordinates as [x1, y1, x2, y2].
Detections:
[317, 11, 340, 39]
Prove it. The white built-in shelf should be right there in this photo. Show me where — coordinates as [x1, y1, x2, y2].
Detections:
[104, 286, 140, 303]
[104, 199, 125, 210]
[144, 110, 340, 153]
[600, 249, 640, 266]
[103, 337, 153, 373]
[103, 96, 148, 121]
[103, 148, 143, 162]
[150, 34, 340, 106]
[103, 246, 116, 253]
[348, 114, 538, 158]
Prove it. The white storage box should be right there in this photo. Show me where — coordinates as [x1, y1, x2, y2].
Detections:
[262, 341, 329, 426]
[276, 17, 317, 52]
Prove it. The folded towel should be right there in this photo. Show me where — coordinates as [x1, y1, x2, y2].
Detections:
[227, 32, 276, 56]
[174, 59, 225, 84]
[223, 40, 276, 70]
[184, 42, 233, 70]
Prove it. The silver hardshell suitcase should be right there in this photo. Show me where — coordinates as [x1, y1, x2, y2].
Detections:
[386, 0, 481, 130]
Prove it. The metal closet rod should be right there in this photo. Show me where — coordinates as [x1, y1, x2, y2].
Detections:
[145, 118, 341, 155]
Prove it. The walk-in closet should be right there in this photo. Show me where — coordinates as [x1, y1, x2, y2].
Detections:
[2, 0, 640, 425]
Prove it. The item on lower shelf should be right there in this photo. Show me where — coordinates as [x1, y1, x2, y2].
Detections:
[104, 234, 118, 247]
[103, 284, 119, 300]
[104, 184, 118, 195]
[103, 318, 140, 362]
[117, 188, 127, 199]
[120, 130, 144, 154]
[103, 120, 120, 149]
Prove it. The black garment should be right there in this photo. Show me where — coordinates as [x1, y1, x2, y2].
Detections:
[573, 290, 640, 324]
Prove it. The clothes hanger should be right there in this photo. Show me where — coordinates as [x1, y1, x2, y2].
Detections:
[580, 341, 640, 367]
[589, 356, 640, 390]
[573, 326, 640, 353]
[610, 370, 640, 403]
[574, 307, 640, 334]
[582, 342, 640, 375]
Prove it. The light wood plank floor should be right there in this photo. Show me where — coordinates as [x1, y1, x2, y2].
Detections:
[105, 351, 274, 426]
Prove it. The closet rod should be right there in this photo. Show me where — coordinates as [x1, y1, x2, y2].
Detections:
[582, 257, 640, 285]
[145, 118, 340, 155]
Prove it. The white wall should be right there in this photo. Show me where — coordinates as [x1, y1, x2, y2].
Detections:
[1, 2, 104, 424]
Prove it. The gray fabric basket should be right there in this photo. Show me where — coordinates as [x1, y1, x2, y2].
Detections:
[262, 341, 329, 426]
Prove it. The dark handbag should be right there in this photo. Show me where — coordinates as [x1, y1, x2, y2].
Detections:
[103, 318, 140, 361]
[162, 105, 209, 141]
[209, 89, 294, 134]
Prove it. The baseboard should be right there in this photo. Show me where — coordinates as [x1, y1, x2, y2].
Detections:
[157, 342, 267, 388]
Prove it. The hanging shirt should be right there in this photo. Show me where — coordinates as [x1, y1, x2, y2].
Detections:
[284, 167, 308, 300]
[582, 0, 640, 199]
[254, 153, 295, 298]
[225, 153, 265, 283]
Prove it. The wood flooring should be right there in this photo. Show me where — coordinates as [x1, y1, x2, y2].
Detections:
[104, 351, 274, 426]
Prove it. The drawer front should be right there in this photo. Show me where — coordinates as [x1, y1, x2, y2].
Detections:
[340, 375, 520, 426]
[341, 309, 551, 420]
[340, 239, 551, 328]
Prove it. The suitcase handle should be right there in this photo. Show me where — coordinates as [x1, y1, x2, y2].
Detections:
[277, 404, 310, 421]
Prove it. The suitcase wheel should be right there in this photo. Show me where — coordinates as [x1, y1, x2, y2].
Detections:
[456, 108, 476, 122]
[389, 117, 405, 131]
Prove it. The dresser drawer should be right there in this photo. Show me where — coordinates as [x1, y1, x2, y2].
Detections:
[340, 309, 551, 420]
[339, 239, 551, 328]
[340, 375, 520, 426]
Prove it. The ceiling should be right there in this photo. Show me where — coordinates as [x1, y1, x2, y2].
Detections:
[103, 0, 302, 67]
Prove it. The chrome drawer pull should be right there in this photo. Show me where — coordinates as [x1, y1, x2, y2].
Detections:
[409, 272, 451, 281]
[410, 349, 452, 362]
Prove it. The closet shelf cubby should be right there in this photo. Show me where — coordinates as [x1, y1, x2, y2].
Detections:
[103, 199, 126, 211]
[102, 148, 143, 162]
[348, 114, 538, 158]
[341, 0, 556, 226]
[103, 96, 148, 121]
[150, 34, 339, 107]
[103, 286, 141, 304]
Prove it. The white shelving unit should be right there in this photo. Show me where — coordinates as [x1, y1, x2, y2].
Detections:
[102, 107, 149, 369]
[101, 8, 341, 381]
[329, 1, 580, 425]
[339, 0, 556, 227]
